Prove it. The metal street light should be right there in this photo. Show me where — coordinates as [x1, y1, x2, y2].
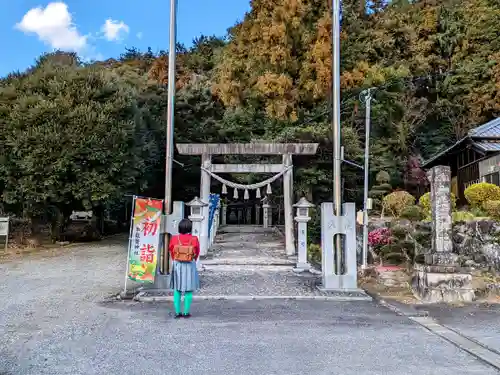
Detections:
[338, 86, 375, 271]
[359, 87, 375, 270]
[159, 0, 177, 282]
[332, 0, 342, 275]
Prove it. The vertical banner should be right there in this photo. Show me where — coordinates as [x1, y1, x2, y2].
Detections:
[127, 197, 164, 283]
[208, 193, 220, 237]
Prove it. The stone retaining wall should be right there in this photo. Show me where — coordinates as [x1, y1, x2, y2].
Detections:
[375, 266, 410, 287]
[453, 220, 500, 271]
[366, 218, 500, 271]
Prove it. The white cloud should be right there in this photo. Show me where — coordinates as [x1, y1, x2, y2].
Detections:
[15, 2, 87, 52]
[136, 32, 143, 40]
[101, 19, 129, 41]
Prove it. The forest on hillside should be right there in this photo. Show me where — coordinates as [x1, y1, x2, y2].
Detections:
[1, 0, 500, 241]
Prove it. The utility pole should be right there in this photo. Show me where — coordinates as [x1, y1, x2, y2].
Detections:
[161, 0, 177, 278]
[332, 0, 343, 275]
[360, 88, 374, 270]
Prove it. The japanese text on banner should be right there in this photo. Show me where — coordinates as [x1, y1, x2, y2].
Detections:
[127, 197, 163, 283]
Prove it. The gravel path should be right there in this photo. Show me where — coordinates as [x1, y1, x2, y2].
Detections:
[199, 227, 323, 296]
[0, 236, 133, 374]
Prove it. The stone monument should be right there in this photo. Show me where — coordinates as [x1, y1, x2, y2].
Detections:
[413, 165, 474, 303]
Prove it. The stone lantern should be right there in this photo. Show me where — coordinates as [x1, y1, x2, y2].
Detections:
[186, 197, 208, 270]
[293, 197, 315, 272]
[187, 196, 206, 219]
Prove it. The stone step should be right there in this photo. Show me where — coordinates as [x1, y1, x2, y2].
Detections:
[202, 264, 296, 272]
[203, 258, 295, 266]
[217, 225, 276, 233]
[213, 244, 284, 249]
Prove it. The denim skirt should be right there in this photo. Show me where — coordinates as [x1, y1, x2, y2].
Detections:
[169, 260, 200, 292]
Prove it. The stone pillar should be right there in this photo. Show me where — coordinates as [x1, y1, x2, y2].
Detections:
[199, 154, 211, 256]
[283, 154, 296, 256]
[221, 204, 227, 226]
[293, 198, 314, 273]
[413, 165, 474, 303]
[255, 204, 261, 225]
[428, 165, 453, 259]
[263, 203, 270, 228]
[246, 207, 252, 224]
[268, 205, 273, 226]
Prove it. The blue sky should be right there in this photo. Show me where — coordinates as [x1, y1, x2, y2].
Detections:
[0, 0, 251, 76]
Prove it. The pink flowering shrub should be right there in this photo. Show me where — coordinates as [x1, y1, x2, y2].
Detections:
[368, 228, 392, 247]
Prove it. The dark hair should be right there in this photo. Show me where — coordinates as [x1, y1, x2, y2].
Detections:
[178, 218, 193, 234]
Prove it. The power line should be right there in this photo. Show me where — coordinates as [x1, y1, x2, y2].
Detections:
[294, 70, 454, 128]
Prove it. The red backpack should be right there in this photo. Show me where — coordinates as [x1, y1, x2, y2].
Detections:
[173, 236, 195, 262]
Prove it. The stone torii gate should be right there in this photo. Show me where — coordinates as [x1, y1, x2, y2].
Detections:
[176, 143, 319, 257]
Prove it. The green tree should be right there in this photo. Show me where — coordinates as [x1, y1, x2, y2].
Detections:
[0, 54, 156, 239]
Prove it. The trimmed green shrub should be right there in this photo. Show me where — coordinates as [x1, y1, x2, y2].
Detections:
[368, 190, 385, 199]
[400, 205, 424, 222]
[379, 240, 414, 265]
[390, 225, 409, 240]
[369, 171, 393, 212]
[452, 211, 475, 223]
[482, 200, 500, 220]
[308, 243, 321, 264]
[470, 206, 487, 217]
[464, 182, 500, 208]
[376, 171, 391, 184]
[382, 191, 416, 217]
[377, 183, 393, 191]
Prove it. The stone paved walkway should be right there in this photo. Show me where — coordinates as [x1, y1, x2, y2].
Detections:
[204, 226, 295, 266]
[137, 225, 370, 300]
[197, 226, 319, 296]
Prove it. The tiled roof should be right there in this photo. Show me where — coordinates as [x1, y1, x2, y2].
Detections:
[423, 117, 500, 168]
[473, 141, 500, 152]
[468, 117, 500, 137]
[422, 138, 468, 167]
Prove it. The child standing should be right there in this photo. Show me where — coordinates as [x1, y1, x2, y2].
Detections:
[169, 218, 200, 318]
